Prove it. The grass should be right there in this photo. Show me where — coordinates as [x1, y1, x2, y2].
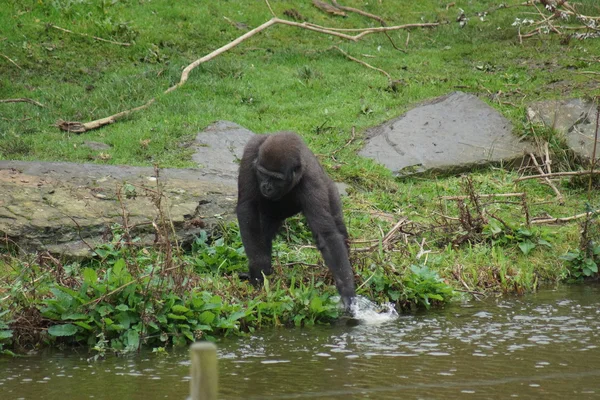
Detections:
[1, 0, 600, 352]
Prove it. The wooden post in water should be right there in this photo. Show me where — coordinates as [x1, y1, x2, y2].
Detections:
[190, 342, 218, 400]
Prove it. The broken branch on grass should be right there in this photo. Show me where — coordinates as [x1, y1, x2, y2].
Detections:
[48, 24, 131, 47]
[330, 0, 406, 52]
[515, 170, 600, 182]
[0, 98, 44, 107]
[531, 209, 600, 225]
[57, 17, 439, 133]
[332, 45, 392, 84]
[527, 152, 564, 204]
[441, 192, 525, 200]
[353, 218, 409, 252]
[331, 125, 356, 161]
[0, 53, 22, 70]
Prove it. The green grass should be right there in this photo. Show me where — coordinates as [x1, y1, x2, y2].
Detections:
[1, 0, 600, 351]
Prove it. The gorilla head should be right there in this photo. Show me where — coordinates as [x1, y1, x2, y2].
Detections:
[254, 133, 303, 200]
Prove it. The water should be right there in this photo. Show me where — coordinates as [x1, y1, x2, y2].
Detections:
[2, 285, 600, 399]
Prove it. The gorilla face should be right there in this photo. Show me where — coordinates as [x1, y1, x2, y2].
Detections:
[255, 162, 299, 201]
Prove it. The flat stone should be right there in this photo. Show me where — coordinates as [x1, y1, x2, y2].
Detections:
[527, 99, 599, 160]
[192, 121, 256, 183]
[359, 92, 531, 176]
[0, 161, 236, 258]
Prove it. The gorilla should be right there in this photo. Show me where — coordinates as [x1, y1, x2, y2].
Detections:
[236, 132, 356, 310]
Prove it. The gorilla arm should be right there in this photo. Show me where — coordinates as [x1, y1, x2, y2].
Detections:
[300, 178, 356, 310]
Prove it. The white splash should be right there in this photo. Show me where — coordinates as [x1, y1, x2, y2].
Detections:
[349, 295, 399, 325]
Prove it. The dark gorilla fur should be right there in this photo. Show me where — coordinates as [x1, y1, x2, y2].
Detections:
[237, 132, 356, 310]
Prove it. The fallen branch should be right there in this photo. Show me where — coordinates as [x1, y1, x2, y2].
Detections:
[57, 17, 438, 133]
[441, 193, 525, 200]
[48, 24, 131, 47]
[0, 98, 44, 107]
[332, 0, 385, 24]
[531, 209, 600, 225]
[528, 152, 564, 204]
[515, 170, 600, 182]
[0, 53, 22, 70]
[353, 218, 409, 252]
[332, 46, 392, 84]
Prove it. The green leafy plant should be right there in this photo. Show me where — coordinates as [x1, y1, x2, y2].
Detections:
[483, 220, 552, 256]
[560, 246, 600, 281]
[401, 265, 455, 309]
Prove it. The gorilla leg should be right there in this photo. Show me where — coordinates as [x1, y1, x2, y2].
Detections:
[237, 201, 282, 284]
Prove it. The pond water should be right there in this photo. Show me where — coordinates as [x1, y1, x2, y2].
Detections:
[2, 285, 600, 399]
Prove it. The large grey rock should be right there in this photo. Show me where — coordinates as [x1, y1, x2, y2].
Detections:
[193, 121, 255, 183]
[359, 92, 531, 176]
[527, 99, 599, 160]
[0, 161, 236, 258]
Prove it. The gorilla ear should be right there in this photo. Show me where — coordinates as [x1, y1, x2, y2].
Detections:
[292, 165, 302, 182]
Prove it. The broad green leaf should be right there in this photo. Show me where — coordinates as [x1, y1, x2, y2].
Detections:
[167, 313, 187, 321]
[48, 324, 78, 337]
[198, 311, 216, 325]
[82, 268, 98, 285]
[113, 258, 126, 275]
[73, 321, 93, 330]
[125, 329, 140, 351]
[61, 313, 88, 321]
[116, 304, 130, 312]
[228, 311, 247, 322]
[518, 241, 536, 255]
[0, 330, 13, 340]
[171, 305, 190, 314]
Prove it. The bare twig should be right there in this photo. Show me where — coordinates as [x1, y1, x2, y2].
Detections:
[332, 46, 392, 83]
[353, 218, 409, 252]
[264, 0, 277, 18]
[331, 0, 405, 52]
[0, 53, 22, 70]
[528, 153, 564, 204]
[0, 98, 44, 107]
[313, 0, 346, 17]
[48, 24, 131, 46]
[589, 101, 600, 199]
[515, 170, 600, 182]
[57, 17, 438, 133]
[331, 126, 356, 161]
[531, 209, 600, 225]
[332, 0, 385, 24]
[441, 192, 525, 200]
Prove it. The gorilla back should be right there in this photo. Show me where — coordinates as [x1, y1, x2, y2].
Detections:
[236, 132, 356, 310]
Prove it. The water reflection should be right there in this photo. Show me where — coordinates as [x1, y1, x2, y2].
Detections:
[2, 285, 600, 399]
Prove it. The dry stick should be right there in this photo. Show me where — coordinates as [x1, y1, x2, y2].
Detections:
[0, 53, 22, 70]
[588, 102, 600, 199]
[0, 98, 44, 107]
[332, 46, 392, 84]
[353, 218, 408, 252]
[544, 142, 552, 174]
[332, 0, 385, 24]
[528, 153, 564, 204]
[442, 193, 525, 200]
[264, 0, 277, 18]
[49, 24, 131, 46]
[531, 209, 600, 224]
[331, 0, 405, 52]
[515, 170, 600, 182]
[57, 17, 438, 133]
[330, 125, 356, 161]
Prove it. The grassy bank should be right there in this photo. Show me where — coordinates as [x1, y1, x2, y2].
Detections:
[1, 0, 600, 354]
